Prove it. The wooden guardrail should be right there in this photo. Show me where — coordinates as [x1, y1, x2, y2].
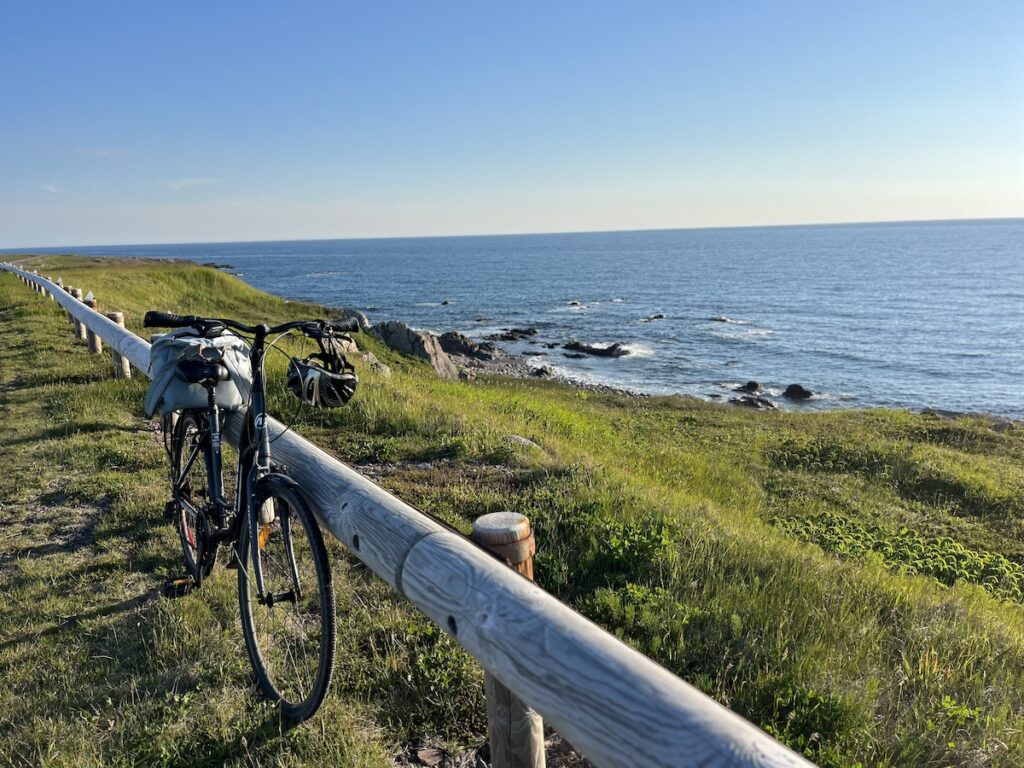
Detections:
[2, 263, 814, 768]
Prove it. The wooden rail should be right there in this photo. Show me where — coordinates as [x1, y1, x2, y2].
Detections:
[1, 263, 814, 768]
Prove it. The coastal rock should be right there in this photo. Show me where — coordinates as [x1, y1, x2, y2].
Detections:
[531, 366, 553, 378]
[458, 368, 476, 381]
[440, 299, 451, 305]
[438, 331, 502, 360]
[563, 340, 630, 357]
[506, 434, 542, 451]
[783, 383, 814, 400]
[371, 361, 392, 379]
[370, 320, 458, 379]
[563, 353, 587, 359]
[729, 395, 776, 410]
[336, 307, 372, 331]
[485, 327, 538, 342]
[567, 300, 582, 307]
[735, 380, 763, 394]
[640, 313, 666, 322]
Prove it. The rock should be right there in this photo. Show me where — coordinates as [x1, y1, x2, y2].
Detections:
[473, 316, 491, 322]
[523, 351, 544, 356]
[563, 340, 630, 357]
[734, 380, 763, 394]
[438, 331, 502, 360]
[506, 434, 542, 451]
[783, 383, 813, 400]
[440, 300, 451, 305]
[335, 307, 372, 331]
[370, 320, 457, 379]
[567, 300, 582, 306]
[485, 327, 538, 342]
[458, 368, 476, 381]
[360, 351, 379, 365]
[640, 313, 666, 322]
[542, 342, 559, 349]
[370, 361, 391, 379]
[530, 366, 553, 378]
[337, 335, 360, 354]
[729, 395, 776, 410]
[563, 353, 587, 359]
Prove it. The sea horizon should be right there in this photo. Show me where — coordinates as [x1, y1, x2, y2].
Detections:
[2, 215, 1020, 254]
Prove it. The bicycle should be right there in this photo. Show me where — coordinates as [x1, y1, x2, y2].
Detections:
[144, 310, 359, 723]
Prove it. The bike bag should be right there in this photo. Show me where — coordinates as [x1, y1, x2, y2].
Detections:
[144, 329, 252, 417]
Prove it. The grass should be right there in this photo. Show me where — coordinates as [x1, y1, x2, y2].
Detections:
[3, 256, 1024, 766]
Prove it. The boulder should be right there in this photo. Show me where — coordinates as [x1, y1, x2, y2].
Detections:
[438, 331, 502, 360]
[567, 300, 582, 307]
[335, 307, 372, 331]
[783, 384, 814, 400]
[370, 320, 458, 379]
[530, 366, 554, 378]
[458, 368, 476, 381]
[729, 395, 776, 410]
[734, 380, 763, 394]
[640, 313, 666, 322]
[370, 361, 391, 379]
[563, 340, 630, 357]
[563, 352, 587, 359]
[485, 327, 538, 342]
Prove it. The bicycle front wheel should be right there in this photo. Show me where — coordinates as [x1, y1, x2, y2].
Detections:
[237, 474, 336, 722]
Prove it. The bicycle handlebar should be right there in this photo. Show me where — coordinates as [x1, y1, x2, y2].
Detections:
[144, 311, 360, 336]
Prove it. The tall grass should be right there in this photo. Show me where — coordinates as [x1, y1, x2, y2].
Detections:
[4, 257, 1024, 766]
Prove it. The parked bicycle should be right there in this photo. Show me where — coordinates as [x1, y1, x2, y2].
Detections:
[143, 310, 359, 722]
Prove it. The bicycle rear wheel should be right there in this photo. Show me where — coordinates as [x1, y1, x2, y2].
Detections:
[171, 410, 219, 581]
[237, 474, 336, 722]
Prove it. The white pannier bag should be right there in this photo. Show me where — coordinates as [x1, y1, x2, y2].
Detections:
[144, 329, 252, 417]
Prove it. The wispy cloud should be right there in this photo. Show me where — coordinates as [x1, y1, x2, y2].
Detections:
[77, 148, 131, 158]
[159, 177, 218, 192]
[40, 182, 65, 195]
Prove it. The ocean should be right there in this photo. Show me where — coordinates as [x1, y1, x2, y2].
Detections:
[7, 219, 1023, 417]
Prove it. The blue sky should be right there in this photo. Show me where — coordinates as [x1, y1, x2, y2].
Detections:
[1, 1, 1021, 246]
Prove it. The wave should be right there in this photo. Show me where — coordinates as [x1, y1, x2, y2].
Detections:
[621, 342, 656, 358]
[708, 315, 750, 325]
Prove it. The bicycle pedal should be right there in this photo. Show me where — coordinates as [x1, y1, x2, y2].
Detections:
[226, 553, 240, 570]
[162, 576, 196, 599]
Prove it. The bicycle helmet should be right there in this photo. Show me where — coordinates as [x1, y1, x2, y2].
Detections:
[287, 333, 358, 408]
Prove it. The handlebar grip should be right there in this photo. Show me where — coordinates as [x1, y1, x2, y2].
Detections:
[329, 318, 360, 333]
[144, 310, 200, 328]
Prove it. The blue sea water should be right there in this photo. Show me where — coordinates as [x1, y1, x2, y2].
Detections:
[7, 219, 1023, 417]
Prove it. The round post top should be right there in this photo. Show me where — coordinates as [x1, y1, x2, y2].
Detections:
[472, 512, 531, 545]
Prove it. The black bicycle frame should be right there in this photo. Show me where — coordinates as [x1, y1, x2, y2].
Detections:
[178, 324, 276, 599]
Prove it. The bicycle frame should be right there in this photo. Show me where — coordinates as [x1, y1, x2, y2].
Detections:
[175, 323, 277, 599]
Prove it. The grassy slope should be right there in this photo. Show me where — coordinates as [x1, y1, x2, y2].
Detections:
[3, 257, 1024, 767]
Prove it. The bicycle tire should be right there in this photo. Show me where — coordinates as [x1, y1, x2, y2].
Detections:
[171, 410, 219, 581]
[236, 474, 336, 722]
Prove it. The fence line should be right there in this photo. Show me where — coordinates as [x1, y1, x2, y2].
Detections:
[1, 263, 813, 768]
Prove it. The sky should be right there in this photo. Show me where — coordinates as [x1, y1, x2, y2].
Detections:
[1, 1, 1022, 247]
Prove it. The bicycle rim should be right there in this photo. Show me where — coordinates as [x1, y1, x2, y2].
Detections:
[237, 480, 335, 721]
[172, 412, 212, 579]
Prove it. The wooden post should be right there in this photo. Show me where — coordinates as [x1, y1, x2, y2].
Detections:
[63, 286, 75, 323]
[105, 312, 131, 378]
[471, 512, 546, 768]
[84, 297, 102, 354]
[45, 277, 54, 300]
[70, 288, 87, 341]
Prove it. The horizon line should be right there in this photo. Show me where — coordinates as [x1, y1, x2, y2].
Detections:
[2, 215, 1021, 253]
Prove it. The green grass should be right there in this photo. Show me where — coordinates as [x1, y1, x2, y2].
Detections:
[3, 256, 1024, 766]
